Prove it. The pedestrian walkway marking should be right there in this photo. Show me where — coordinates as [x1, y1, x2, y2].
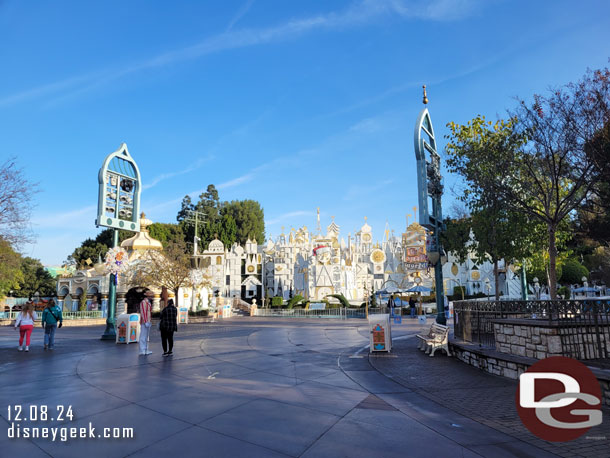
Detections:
[207, 372, 219, 379]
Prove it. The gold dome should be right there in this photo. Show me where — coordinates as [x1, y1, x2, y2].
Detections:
[121, 212, 163, 251]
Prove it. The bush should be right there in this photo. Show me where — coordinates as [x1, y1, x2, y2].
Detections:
[560, 258, 590, 285]
[557, 286, 571, 300]
[189, 309, 209, 317]
[287, 294, 305, 309]
[271, 296, 284, 307]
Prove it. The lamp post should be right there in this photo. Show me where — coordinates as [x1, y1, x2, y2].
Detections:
[414, 85, 446, 325]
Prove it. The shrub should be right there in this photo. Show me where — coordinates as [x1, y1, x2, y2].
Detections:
[189, 309, 209, 317]
[560, 258, 589, 285]
[326, 294, 351, 308]
[287, 294, 305, 309]
[557, 286, 571, 300]
[271, 296, 284, 307]
[78, 294, 87, 312]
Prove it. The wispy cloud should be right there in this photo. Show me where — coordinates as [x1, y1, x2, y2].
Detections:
[142, 155, 214, 190]
[31, 205, 97, 229]
[217, 172, 256, 190]
[0, 0, 480, 107]
[226, 0, 255, 32]
[344, 179, 394, 201]
[266, 210, 314, 225]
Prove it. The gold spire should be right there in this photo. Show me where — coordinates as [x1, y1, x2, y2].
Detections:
[422, 85, 428, 105]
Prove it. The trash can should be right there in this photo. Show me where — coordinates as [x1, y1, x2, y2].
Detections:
[116, 313, 140, 344]
[178, 307, 189, 324]
[369, 314, 392, 353]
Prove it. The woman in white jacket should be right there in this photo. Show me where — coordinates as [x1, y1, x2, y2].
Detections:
[15, 303, 38, 352]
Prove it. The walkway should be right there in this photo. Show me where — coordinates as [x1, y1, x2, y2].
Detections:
[0, 318, 606, 457]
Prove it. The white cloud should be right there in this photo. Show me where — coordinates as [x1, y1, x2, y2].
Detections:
[0, 0, 480, 107]
[142, 155, 214, 190]
[31, 205, 97, 229]
[217, 173, 256, 190]
[226, 0, 256, 32]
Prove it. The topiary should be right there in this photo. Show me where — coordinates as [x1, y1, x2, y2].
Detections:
[271, 296, 284, 307]
[287, 294, 305, 309]
[560, 258, 590, 285]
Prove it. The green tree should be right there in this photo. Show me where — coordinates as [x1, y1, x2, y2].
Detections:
[445, 116, 533, 299]
[176, 195, 194, 222]
[148, 222, 184, 248]
[446, 67, 610, 298]
[17, 257, 56, 298]
[221, 200, 265, 245]
[560, 258, 590, 285]
[0, 237, 23, 298]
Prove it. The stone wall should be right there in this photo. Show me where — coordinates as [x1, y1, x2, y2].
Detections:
[493, 319, 610, 361]
[451, 341, 610, 407]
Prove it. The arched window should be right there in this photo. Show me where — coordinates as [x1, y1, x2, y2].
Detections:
[216, 256, 222, 265]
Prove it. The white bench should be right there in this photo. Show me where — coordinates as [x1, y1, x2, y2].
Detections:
[416, 323, 451, 357]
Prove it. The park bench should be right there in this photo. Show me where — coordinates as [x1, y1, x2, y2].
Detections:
[416, 323, 451, 357]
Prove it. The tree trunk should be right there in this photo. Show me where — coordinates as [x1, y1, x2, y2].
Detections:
[174, 288, 180, 307]
[494, 258, 500, 300]
[548, 224, 558, 299]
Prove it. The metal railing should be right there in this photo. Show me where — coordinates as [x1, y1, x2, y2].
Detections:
[453, 299, 610, 361]
[253, 307, 389, 319]
[0, 311, 104, 320]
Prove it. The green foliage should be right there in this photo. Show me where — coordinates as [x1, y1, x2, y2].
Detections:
[17, 257, 56, 298]
[0, 238, 23, 298]
[176, 184, 265, 249]
[560, 258, 589, 285]
[78, 291, 87, 311]
[370, 286, 377, 307]
[221, 200, 265, 245]
[287, 294, 305, 309]
[557, 286, 571, 300]
[148, 222, 184, 248]
[271, 296, 283, 307]
[326, 294, 350, 308]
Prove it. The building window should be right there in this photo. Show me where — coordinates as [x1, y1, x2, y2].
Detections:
[216, 256, 222, 265]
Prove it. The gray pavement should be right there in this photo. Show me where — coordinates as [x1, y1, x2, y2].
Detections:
[0, 318, 606, 457]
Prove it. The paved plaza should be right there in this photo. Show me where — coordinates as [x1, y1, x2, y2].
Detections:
[1, 318, 609, 457]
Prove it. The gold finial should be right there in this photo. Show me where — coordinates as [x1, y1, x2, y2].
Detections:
[413, 206, 417, 214]
[364, 216, 367, 222]
[422, 85, 428, 105]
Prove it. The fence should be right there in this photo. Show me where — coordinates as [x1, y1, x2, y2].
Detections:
[0, 311, 104, 320]
[453, 299, 610, 361]
[253, 307, 389, 319]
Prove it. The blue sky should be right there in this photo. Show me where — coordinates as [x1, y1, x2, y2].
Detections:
[1, 0, 609, 265]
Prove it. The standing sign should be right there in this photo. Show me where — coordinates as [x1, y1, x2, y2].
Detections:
[96, 143, 141, 232]
[403, 222, 428, 271]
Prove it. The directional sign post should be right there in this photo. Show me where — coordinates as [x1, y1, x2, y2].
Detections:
[96, 143, 142, 340]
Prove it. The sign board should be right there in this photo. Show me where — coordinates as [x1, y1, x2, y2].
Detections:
[403, 223, 428, 271]
[96, 143, 141, 232]
[308, 302, 326, 310]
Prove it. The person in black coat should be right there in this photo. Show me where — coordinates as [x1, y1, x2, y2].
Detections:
[160, 299, 178, 356]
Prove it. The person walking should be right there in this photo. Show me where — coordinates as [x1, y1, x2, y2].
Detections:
[41, 299, 63, 350]
[15, 303, 37, 352]
[139, 291, 153, 356]
[409, 296, 416, 318]
[159, 298, 177, 356]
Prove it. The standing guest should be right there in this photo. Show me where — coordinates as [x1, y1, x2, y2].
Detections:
[159, 298, 178, 356]
[139, 291, 153, 356]
[409, 296, 416, 318]
[15, 303, 37, 352]
[41, 299, 63, 350]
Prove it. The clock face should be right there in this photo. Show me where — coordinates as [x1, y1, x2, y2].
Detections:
[247, 265, 255, 273]
[362, 233, 372, 243]
[370, 249, 386, 264]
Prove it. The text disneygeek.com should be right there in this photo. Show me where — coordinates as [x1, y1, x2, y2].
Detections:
[6, 405, 134, 442]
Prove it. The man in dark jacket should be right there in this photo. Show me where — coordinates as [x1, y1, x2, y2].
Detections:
[160, 298, 178, 356]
